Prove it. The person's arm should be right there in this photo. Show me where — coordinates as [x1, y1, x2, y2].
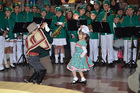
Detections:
[80, 46, 87, 58]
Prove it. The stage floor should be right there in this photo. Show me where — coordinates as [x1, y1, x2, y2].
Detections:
[0, 62, 135, 93]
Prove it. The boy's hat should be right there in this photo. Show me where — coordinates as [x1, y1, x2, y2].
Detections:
[32, 4, 38, 8]
[55, 7, 62, 12]
[78, 25, 90, 36]
[27, 22, 38, 34]
[41, 8, 47, 12]
[94, 0, 101, 6]
[45, 2, 51, 7]
[13, 3, 20, 7]
[90, 10, 98, 15]
[125, 5, 135, 10]
[4, 7, 12, 11]
[24, 3, 31, 8]
[73, 11, 80, 16]
[103, 0, 110, 5]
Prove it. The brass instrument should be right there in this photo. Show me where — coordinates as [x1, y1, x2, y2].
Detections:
[88, 24, 92, 29]
[51, 21, 67, 38]
[102, 10, 107, 22]
[119, 16, 124, 23]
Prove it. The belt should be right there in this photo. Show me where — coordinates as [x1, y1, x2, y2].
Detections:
[29, 54, 39, 56]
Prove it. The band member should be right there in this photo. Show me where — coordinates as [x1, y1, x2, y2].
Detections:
[51, 7, 67, 64]
[113, 14, 122, 62]
[22, 3, 34, 54]
[122, 5, 140, 64]
[67, 25, 94, 84]
[11, 3, 23, 64]
[44, 2, 54, 19]
[98, 0, 114, 66]
[25, 22, 50, 84]
[117, 9, 125, 23]
[94, 0, 104, 16]
[67, 11, 79, 57]
[22, 3, 34, 22]
[32, 4, 40, 17]
[4, 7, 16, 68]
[79, 6, 87, 19]
[0, 1, 4, 19]
[0, 13, 8, 71]
[39, 8, 53, 73]
[87, 11, 99, 65]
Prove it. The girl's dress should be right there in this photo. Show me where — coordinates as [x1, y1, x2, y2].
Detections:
[67, 40, 94, 71]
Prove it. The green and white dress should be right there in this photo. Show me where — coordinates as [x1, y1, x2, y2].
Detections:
[67, 40, 94, 72]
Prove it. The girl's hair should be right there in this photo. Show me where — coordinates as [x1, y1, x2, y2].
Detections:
[79, 30, 89, 42]
[66, 10, 73, 18]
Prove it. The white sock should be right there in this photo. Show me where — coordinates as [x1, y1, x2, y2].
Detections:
[4, 54, 7, 64]
[55, 55, 59, 63]
[81, 77, 86, 81]
[9, 54, 13, 64]
[74, 77, 78, 81]
[60, 54, 64, 63]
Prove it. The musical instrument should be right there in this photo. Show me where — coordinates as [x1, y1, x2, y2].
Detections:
[88, 24, 92, 29]
[51, 21, 67, 38]
[113, 39, 124, 51]
[119, 16, 124, 23]
[102, 11, 107, 22]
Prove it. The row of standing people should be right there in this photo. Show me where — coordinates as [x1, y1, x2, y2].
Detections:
[0, 0, 140, 71]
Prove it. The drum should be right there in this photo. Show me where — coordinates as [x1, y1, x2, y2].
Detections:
[113, 39, 124, 51]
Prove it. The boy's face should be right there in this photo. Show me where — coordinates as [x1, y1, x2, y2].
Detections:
[103, 4, 110, 11]
[5, 11, 11, 17]
[41, 11, 47, 17]
[117, 10, 123, 16]
[56, 11, 62, 17]
[45, 6, 50, 12]
[73, 13, 79, 19]
[127, 8, 134, 16]
[91, 13, 97, 20]
[80, 9, 85, 15]
[114, 17, 120, 23]
[25, 6, 30, 13]
[32, 7, 38, 13]
[94, 3, 100, 10]
[32, 29, 38, 34]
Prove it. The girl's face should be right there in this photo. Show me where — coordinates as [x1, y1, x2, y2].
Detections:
[67, 11, 72, 18]
[14, 6, 20, 13]
[78, 31, 86, 40]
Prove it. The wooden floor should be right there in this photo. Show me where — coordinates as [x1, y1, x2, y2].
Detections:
[0, 61, 135, 93]
[0, 81, 82, 93]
